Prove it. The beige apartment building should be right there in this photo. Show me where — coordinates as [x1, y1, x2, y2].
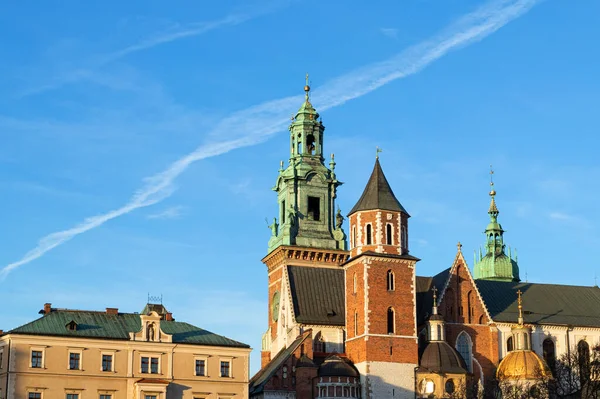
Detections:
[0, 303, 251, 399]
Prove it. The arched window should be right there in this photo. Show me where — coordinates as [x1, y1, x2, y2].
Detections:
[353, 272, 357, 294]
[479, 315, 485, 324]
[437, 325, 442, 341]
[456, 332, 473, 372]
[366, 224, 372, 245]
[578, 340, 591, 386]
[445, 379, 455, 394]
[507, 336, 514, 352]
[523, 332, 529, 350]
[387, 307, 395, 334]
[306, 134, 315, 155]
[543, 338, 556, 375]
[354, 311, 358, 336]
[352, 226, 356, 248]
[387, 270, 395, 291]
[401, 225, 408, 251]
[386, 223, 393, 245]
[467, 291, 473, 323]
[445, 288, 455, 321]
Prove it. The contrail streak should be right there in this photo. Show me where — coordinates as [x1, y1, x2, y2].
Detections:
[1, 0, 542, 278]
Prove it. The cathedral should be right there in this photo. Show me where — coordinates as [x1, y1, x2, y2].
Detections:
[249, 80, 600, 398]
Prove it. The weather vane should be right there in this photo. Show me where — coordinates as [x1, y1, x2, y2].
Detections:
[376, 146, 382, 159]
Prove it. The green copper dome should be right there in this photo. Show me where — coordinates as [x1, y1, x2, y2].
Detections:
[473, 175, 520, 282]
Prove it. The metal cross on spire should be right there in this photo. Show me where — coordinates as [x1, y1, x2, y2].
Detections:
[516, 289, 524, 325]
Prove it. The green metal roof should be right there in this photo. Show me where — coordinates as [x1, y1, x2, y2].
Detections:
[476, 280, 600, 328]
[7, 309, 249, 348]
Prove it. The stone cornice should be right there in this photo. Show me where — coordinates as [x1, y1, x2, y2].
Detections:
[262, 246, 349, 272]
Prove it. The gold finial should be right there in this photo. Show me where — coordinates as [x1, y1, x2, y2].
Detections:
[304, 73, 310, 100]
[432, 286, 438, 308]
[489, 165, 496, 196]
[376, 146, 382, 159]
[517, 289, 524, 325]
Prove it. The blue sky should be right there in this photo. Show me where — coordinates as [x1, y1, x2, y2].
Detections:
[1, 0, 599, 374]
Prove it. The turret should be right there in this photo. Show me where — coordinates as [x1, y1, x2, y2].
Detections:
[347, 154, 409, 258]
[473, 167, 520, 282]
[267, 75, 347, 253]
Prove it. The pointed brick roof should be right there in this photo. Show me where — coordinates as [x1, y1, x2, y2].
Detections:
[349, 158, 408, 215]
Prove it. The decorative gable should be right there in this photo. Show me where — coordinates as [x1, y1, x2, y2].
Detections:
[130, 311, 173, 343]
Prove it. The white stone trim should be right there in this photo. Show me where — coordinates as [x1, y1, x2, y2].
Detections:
[29, 346, 46, 369]
[100, 350, 115, 372]
[193, 354, 209, 377]
[219, 357, 234, 378]
[139, 353, 161, 374]
[67, 348, 83, 371]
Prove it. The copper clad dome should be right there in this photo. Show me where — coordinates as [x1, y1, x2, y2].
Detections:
[419, 342, 469, 374]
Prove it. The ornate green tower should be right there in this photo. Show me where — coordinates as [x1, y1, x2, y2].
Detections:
[473, 169, 520, 282]
[267, 76, 347, 253]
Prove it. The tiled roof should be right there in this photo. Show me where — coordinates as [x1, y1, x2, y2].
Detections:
[349, 158, 408, 215]
[249, 331, 311, 395]
[288, 266, 345, 326]
[476, 280, 600, 327]
[8, 309, 249, 348]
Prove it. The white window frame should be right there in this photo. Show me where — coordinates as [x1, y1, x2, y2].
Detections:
[64, 390, 83, 399]
[30, 347, 46, 369]
[98, 390, 116, 399]
[194, 355, 209, 377]
[27, 391, 44, 399]
[101, 351, 115, 372]
[67, 349, 83, 371]
[219, 356, 234, 378]
[139, 353, 161, 374]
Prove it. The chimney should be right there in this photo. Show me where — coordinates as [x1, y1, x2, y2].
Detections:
[106, 308, 119, 315]
[165, 312, 173, 321]
[43, 303, 52, 314]
[0, 329, 4, 335]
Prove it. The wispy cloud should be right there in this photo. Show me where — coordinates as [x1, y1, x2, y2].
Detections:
[549, 211, 573, 221]
[146, 205, 186, 220]
[20, 2, 287, 97]
[380, 28, 399, 39]
[1, 0, 543, 279]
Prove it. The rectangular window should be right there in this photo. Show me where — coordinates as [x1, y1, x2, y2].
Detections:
[69, 352, 80, 370]
[102, 354, 113, 372]
[150, 357, 159, 374]
[100, 395, 112, 399]
[307, 196, 320, 221]
[145, 396, 157, 399]
[31, 350, 42, 368]
[195, 359, 206, 376]
[66, 395, 79, 399]
[141, 356, 149, 373]
[220, 360, 231, 377]
[0, 350, 3, 369]
[28, 394, 41, 399]
[281, 200, 286, 224]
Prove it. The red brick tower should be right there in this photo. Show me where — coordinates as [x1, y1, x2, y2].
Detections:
[344, 156, 419, 399]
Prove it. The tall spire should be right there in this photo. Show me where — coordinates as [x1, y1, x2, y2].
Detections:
[473, 167, 520, 282]
[516, 289, 524, 326]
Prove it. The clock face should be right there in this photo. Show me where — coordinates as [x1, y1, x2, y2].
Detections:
[272, 291, 281, 322]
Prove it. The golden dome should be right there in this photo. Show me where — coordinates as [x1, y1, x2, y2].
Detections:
[497, 350, 552, 381]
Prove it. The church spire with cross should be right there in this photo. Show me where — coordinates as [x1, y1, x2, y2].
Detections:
[473, 167, 520, 282]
